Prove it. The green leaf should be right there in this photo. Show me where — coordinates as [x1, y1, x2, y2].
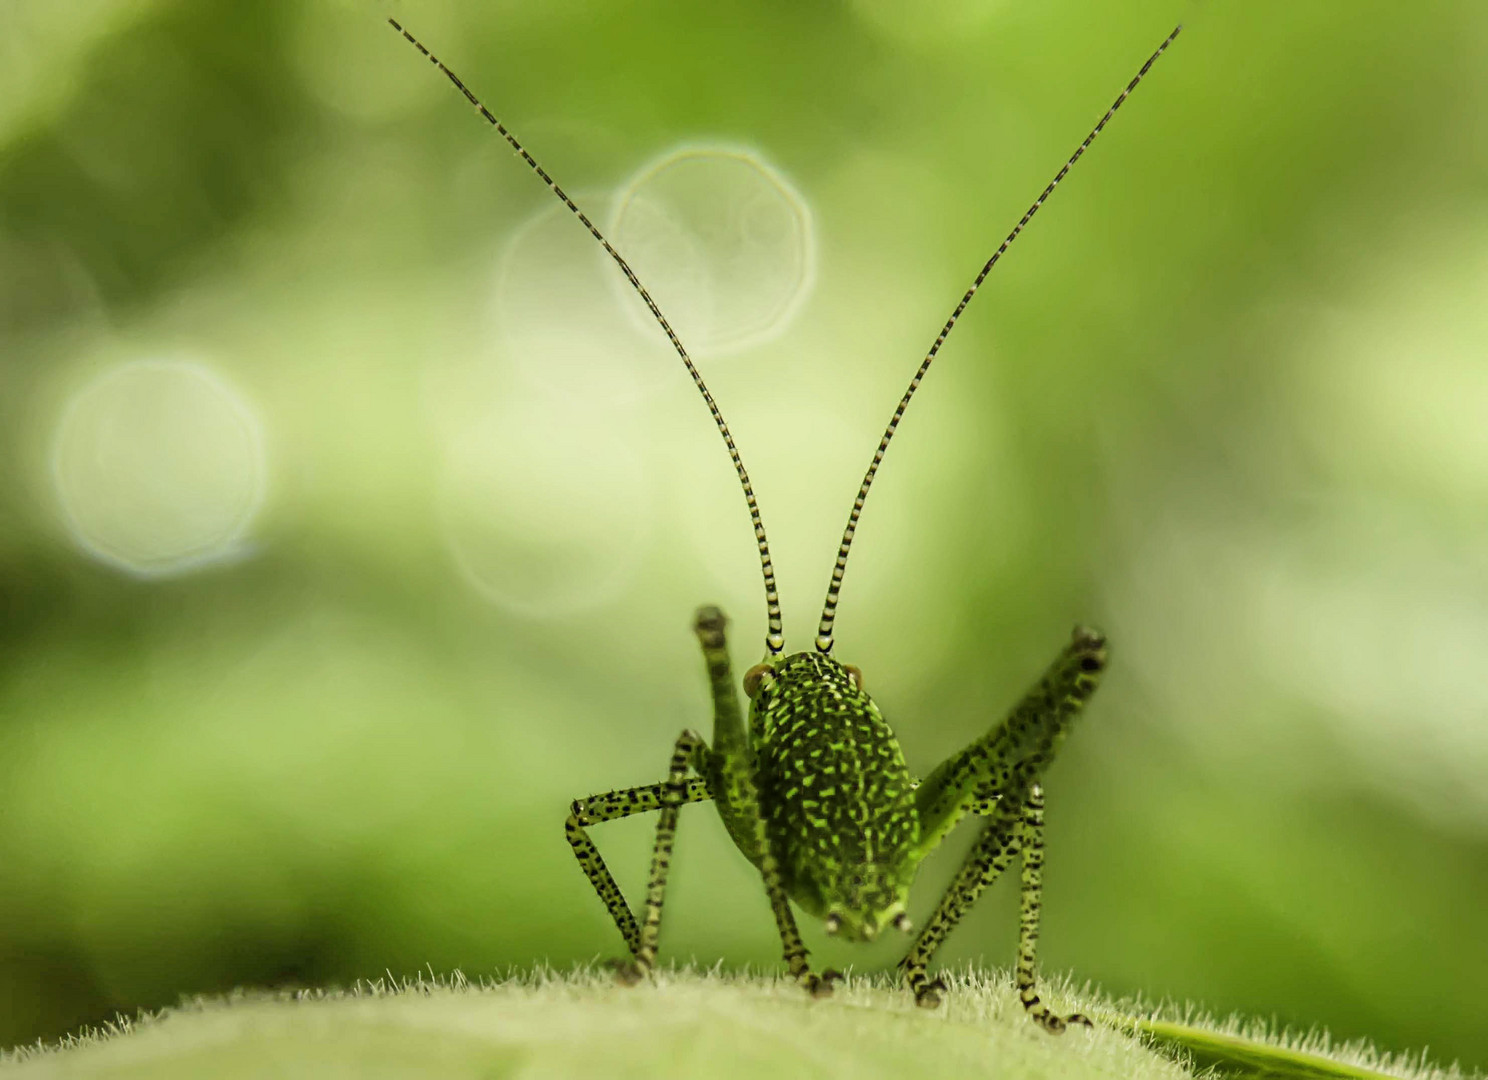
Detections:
[1, 966, 1182, 1080]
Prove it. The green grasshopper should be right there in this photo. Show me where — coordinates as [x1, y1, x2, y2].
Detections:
[392, 17, 1180, 1032]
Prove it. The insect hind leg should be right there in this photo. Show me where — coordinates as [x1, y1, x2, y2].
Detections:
[912, 626, 1106, 859]
[898, 627, 1107, 1021]
[897, 769, 1090, 1029]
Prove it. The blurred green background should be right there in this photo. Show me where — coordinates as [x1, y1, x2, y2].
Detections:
[3, 0, 1487, 1068]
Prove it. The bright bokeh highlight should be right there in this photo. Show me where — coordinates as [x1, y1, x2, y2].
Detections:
[493, 199, 680, 403]
[50, 357, 266, 576]
[610, 146, 815, 355]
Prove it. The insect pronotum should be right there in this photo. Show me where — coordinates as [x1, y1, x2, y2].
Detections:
[392, 16, 1182, 1029]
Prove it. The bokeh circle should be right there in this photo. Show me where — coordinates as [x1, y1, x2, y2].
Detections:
[51, 357, 267, 576]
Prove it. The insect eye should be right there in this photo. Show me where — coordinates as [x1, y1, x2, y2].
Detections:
[844, 664, 865, 693]
[743, 662, 775, 699]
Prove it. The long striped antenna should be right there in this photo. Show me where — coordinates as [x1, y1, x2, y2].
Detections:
[390, 20, 787, 656]
[814, 23, 1183, 655]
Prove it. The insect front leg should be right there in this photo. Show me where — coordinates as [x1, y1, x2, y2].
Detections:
[565, 742, 713, 977]
[694, 607, 838, 998]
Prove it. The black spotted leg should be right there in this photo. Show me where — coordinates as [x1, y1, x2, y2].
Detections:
[898, 773, 1029, 1008]
[1014, 782, 1091, 1031]
[565, 748, 712, 974]
[899, 627, 1108, 1026]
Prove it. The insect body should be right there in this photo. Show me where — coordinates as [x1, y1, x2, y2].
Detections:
[392, 17, 1179, 1031]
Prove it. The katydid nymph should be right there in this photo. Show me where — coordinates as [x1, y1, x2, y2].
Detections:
[391, 18, 1180, 1032]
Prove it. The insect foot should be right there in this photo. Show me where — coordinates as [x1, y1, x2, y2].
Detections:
[1030, 1009, 1095, 1035]
[914, 977, 948, 1009]
[898, 955, 947, 1008]
[800, 968, 844, 999]
[607, 958, 648, 987]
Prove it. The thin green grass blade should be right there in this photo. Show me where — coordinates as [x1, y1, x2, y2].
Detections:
[1133, 1018, 1399, 1079]
[1093, 1011, 1471, 1080]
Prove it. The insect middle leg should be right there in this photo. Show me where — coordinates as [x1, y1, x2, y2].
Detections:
[565, 743, 712, 975]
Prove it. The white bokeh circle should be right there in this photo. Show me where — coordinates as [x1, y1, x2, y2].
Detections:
[609, 146, 815, 356]
[493, 198, 685, 404]
[51, 358, 267, 576]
